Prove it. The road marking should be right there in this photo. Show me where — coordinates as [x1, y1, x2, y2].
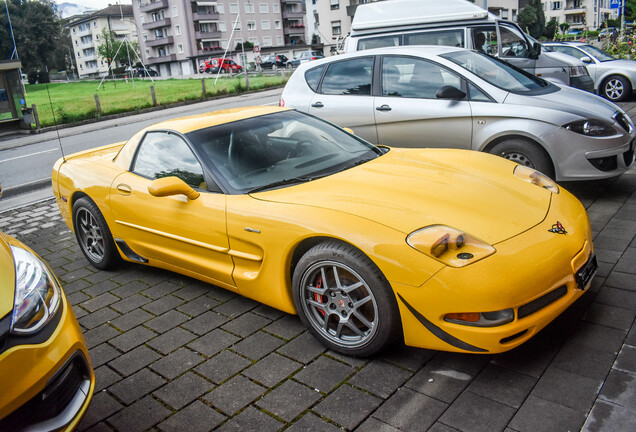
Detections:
[0, 148, 58, 163]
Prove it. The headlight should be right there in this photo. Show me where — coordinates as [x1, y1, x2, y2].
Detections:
[564, 119, 616, 137]
[10, 245, 61, 335]
[406, 225, 495, 268]
[514, 165, 559, 193]
[569, 65, 588, 77]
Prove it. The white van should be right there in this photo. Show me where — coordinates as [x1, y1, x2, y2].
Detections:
[345, 0, 594, 92]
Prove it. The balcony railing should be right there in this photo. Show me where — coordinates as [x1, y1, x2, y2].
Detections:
[146, 36, 174, 47]
[140, 0, 169, 13]
[142, 18, 171, 30]
[76, 27, 92, 37]
[193, 11, 220, 21]
[148, 53, 177, 64]
[284, 26, 305, 35]
[82, 53, 97, 61]
[282, 10, 304, 19]
[196, 30, 222, 39]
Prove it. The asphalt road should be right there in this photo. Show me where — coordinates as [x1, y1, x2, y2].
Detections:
[0, 88, 283, 212]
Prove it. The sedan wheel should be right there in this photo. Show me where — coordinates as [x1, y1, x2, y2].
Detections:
[490, 138, 554, 179]
[602, 75, 631, 102]
[73, 197, 120, 270]
[293, 241, 400, 357]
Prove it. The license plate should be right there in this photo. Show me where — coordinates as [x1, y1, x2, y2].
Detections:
[575, 254, 597, 290]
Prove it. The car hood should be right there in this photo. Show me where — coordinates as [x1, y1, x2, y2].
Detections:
[600, 59, 636, 71]
[0, 232, 15, 319]
[503, 84, 621, 122]
[253, 149, 552, 244]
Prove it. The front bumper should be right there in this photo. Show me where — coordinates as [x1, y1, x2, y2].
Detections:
[0, 294, 95, 431]
[571, 75, 595, 93]
[394, 188, 594, 353]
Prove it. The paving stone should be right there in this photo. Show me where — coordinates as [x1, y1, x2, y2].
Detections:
[406, 362, 473, 404]
[373, 387, 447, 432]
[509, 395, 587, 432]
[78, 307, 121, 330]
[595, 286, 636, 310]
[438, 391, 516, 432]
[378, 346, 436, 372]
[325, 350, 368, 369]
[425, 423, 462, 432]
[598, 369, 636, 409]
[177, 296, 221, 317]
[276, 331, 326, 364]
[243, 352, 302, 388]
[348, 360, 412, 399]
[145, 309, 191, 333]
[181, 310, 229, 335]
[285, 412, 344, 432]
[256, 380, 321, 421]
[109, 325, 157, 352]
[143, 295, 186, 315]
[172, 283, 210, 301]
[203, 375, 266, 415]
[592, 235, 632, 252]
[89, 343, 119, 368]
[551, 342, 617, 380]
[214, 296, 258, 317]
[142, 281, 181, 299]
[231, 331, 285, 360]
[157, 400, 226, 432]
[93, 365, 122, 393]
[83, 324, 120, 349]
[109, 309, 155, 331]
[59, 267, 94, 283]
[150, 347, 206, 380]
[357, 417, 402, 432]
[109, 368, 167, 405]
[566, 322, 627, 354]
[147, 327, 198, 355]
[467, 364, 537, 409]
[216, 405, 283, 432]
[221, 312, 272, 337]
[627, 323, 636, 346]
[583, 303, 636, 331]
[532, 366, 603, 413]
[582, 399, 636, 432]
[187, 328, 240, 357]
[595, 248, 622, 264]
[195, 350, 252, 384]
[264, 315, 306, 340]
[107, 395, 171, 432]
[66, 291, 90, 306]
[490, 337, 558, 378]
[110, 280, 150, 299]
[314, 384, 382, 430]
[154, 372, 213, 410]
[428, 352, 492, 376]
[605, 271, 636, 292]
[294, 356, 354, 394]
[82, 280, 120, 298]
[77, 391, 124, 430]
[108, 345, 161, 377]
[206, 286, 238, 302]
[252, 304, 287, 321]
[110, 294, 152, 314]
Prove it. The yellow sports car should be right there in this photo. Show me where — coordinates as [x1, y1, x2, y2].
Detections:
[52, 107, 597, 356]
[0, 186, 95, 430]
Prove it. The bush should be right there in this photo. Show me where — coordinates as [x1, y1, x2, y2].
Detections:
[37, 70, 50, 84]
[27, 70, 38, 84]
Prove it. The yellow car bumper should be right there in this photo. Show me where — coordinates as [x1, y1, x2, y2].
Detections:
[395, 189, 595, 353]
[0, 294, 95, 430]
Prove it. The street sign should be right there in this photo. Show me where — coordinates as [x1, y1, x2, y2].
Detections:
[610, 0, 621, 9]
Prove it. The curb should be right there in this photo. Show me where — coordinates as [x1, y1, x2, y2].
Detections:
[2, 179, 52, 199]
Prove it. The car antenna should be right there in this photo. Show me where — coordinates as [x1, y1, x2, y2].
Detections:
[44, 66, 66, 163]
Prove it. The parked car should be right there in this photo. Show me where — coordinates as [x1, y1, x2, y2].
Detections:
[52, 106, 596, 356]
[130, 66, 158, 77]
[201, 58, 243, 74]
[286, 51, 325, 68]
[281, 45, 635, 181]
[544, 41, 636, 102]
[259, 54, 289, 70]
[0, 185, 95, 430]
[599, 27, 618, 38]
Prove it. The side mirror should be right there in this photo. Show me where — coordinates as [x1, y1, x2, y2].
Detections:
[148, 176, 200, 200]
[530, 42, 542, 59]
[581, 56, 593, 64]
[436, 85, 467, 100]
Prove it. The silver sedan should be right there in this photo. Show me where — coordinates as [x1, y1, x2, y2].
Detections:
[281, 45, 635, 181]
[544, 41, 636, 102]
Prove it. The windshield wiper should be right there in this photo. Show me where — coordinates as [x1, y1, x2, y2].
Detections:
[247, 176, 319, 193]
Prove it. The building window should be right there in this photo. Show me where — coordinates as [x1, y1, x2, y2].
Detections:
[249, 37, 259, 45]
[259, 3, 268, 13]
[145, 49, 150, 56]
[219, 21, 227, 32]
[217, 3, 224, 13]
[276, 35, 283, 45]
[273, 3, 279, 13]
[261, 20, 270, 30]
[274, 20, 281, 29]
[221, 39, 228, 48]
[247, 21, 256, 30]
[172, 6, 178, 17]
[230, 3, 239, 14]
[233, 20, 241, 31]
[330, 0, 340, 10]
[73, 27, 76, 32]
[94, 21, 97, 27]
[143, 33, 147, 41]
[552, 1, 562, 9]
[175, 25, 181, 35]
[178, 43, 183, 53]
[502, 10, 509, 19]
[263, 36, 272, 46]
[245, 3, 254, 13]
[331, 20, 341, 35]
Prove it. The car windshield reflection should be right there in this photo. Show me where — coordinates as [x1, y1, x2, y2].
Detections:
[186, 111, 382, 193]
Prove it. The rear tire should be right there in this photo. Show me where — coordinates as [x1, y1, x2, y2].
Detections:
[489, 139, 554, 179]
[601, 75, 631, 102]
[72, 197, 121, 270]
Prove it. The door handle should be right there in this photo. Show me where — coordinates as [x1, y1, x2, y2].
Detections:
[311, 102, 324, 108]
[116, 184, 132, 195]
[376, 105, 392, 112]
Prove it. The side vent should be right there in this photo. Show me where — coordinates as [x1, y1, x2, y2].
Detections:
[115, 239, 149, 263]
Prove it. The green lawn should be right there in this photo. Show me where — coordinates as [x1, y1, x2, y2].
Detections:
[24, 75, 286, 128]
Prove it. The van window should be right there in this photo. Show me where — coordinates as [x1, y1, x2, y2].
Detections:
[473, 25, 530, 57]
[404, 29, 464, 47]
[321, 57, 374, 95]
[358, 35, 400, 50]
[381, 56, 461, 99]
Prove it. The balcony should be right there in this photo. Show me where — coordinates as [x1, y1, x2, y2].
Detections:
[284, 26, 305, 36]
[196, 30, 222, 40]
[148, 53, 177, 64]
[564, 6, 586, 14]
[143, 18, 171, 30]
[193, 11, 220, 21]
[281, 0, 302, 3]
[282, 10, 304, 19]
[146, 36, 174, 47]
[191, 0, 219, 5]
[140, 0, 169, 13]
[79, 39, 94, 49]
[82, 53, 97, 61]
[76, 27, 92, 37]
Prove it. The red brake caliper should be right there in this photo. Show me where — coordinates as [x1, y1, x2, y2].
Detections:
[314, 274, 326, 317]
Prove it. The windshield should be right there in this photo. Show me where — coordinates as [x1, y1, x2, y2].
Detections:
[579, 44, 616, 62]
[441, 50, 549, 93]
[186, 110, 382, 194]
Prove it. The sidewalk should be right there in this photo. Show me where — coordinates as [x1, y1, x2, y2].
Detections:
[0, 163, 634, 431]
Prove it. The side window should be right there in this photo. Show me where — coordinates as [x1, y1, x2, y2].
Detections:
[551, 46, 586, 60]
[381, 56, 461, 99]
[404, 30, 465, 48]
[133, 132, 205, 188]
[467, 82, 492, 102]
[357, 35, 400, 51]
[321, 57, 373, 95]
[500, 25, 529, 58]
[471, 27, 498, 55]
[305, 65, 326, 92]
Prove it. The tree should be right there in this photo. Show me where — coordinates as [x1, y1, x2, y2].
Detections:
[97, 28, 139, 67]
[518, 0, 545, 39]
[0, 0, 66, 70]
[544, 18, 558, 39]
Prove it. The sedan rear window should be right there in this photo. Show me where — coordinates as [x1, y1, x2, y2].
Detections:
[305, 65, 326, 92]
[321, 57, 374, 96]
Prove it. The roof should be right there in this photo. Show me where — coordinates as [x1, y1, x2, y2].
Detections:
[0, 60, 21, 71]
[65, 4, 133, 26]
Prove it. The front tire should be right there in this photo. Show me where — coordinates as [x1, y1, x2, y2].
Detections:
[489, 138, 554, 179]
[72, 197, 121, 270]
[292, 241, 400, 357]
[602, 75, 631, 102]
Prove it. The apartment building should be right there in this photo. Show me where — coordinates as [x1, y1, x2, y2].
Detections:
[543, 0, 617, 30]
[65, 5, 137, 78]
[132, 0, 308, 77]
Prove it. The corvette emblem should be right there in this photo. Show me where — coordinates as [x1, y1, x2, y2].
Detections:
[548, 221, 567, 235]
